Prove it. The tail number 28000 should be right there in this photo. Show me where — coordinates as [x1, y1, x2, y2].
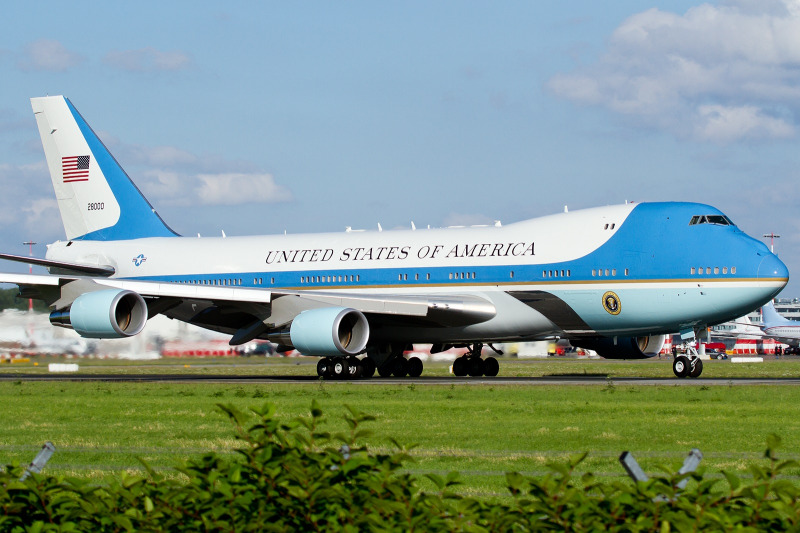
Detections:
[88, 202, 105, 211]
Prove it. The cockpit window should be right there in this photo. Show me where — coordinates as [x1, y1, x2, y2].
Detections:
[689, 215, 734, 226]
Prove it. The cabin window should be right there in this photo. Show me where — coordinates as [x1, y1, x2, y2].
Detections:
[612, 269, 616, 276]
[714, 267, 719, 274]
[731, 267, 736, 274]
[426, 273, 431, 280]
[592, 269, 597, 276]
[723, 267, 728, 274]
[510, 271, 515, 279]
[691, 267, 696, 275]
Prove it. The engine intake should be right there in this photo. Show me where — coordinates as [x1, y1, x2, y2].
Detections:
[50, 289, 148, 338]
[284, 307, 369, 356]
[571, 335, 666, 359]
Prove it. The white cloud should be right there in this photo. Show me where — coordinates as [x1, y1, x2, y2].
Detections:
[18, 40, 82, 72]
[196, 173, 292, 205]
[108, 141, 293, 207]
[103, 47, 192, 72]
[0, 162, 63, 241]
[694, 104, 795, 141]
[548, 0, 800, 142]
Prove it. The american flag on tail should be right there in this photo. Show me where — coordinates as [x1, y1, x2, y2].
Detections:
[62, 155, 90, 183]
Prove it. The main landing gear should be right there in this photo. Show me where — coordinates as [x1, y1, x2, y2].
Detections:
[315, 354, 424, 380]
[672, 343, 703, 378]
[452, 343, 500, 378]
[316, 356, 377, 380]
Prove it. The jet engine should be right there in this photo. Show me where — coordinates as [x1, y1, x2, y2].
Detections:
[50, 289, 148, 339]
[571, 335, 666, 359]
[283, 307, 369, 356]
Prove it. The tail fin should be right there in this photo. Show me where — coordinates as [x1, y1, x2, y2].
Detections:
[762, 301, 793, 327]
[31, 96, 177, 241]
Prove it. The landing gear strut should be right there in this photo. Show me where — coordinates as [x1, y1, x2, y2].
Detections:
[452, 343, 500, 378]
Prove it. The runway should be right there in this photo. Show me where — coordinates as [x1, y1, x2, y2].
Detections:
[2, 373, 800, 386]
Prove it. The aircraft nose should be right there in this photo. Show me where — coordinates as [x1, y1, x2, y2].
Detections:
[758, 253, 789, 282]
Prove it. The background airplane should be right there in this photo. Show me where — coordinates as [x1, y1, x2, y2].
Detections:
[0, 96, 789, 379]
[760, 301, 800, 347]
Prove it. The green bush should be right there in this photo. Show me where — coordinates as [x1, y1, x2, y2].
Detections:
[2, 403, 800, 531]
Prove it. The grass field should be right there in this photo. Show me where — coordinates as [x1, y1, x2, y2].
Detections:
[3, 356, 800, 497]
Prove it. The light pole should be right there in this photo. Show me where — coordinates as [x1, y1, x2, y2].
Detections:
[22, 241, 36, 312]
[763, 233, 781, 254]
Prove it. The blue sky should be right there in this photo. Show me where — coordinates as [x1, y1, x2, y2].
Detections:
[1, 1, 800, 296]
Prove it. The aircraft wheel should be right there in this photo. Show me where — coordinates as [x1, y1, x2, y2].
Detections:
[483, 356, 499, 377]
[332, 357, 349, 379]
[316, 358, 330, 377]
[346, 356, 362, 379]
[453, 356, 468, 376]
[468, 357, 485, 377]
[377, 361, 394, 377]
[392, 358, 409, 378]
[689, 358, 703, 378]
[361, 357, 376, 378]
[672, 355, 690, 378]
[407, 356, 423, 378]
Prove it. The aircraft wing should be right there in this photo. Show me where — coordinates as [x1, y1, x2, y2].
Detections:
[0, 272, 497, 344]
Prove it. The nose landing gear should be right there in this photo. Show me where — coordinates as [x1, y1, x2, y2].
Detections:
[673, 340, 703, 378]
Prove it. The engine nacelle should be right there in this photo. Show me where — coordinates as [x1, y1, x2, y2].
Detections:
[50, 289, 148, 339]
[571, 335, 666, 359]
[288, 307, 369, 356]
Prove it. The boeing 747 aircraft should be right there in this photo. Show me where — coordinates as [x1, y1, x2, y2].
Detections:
[0, 96, 789, 379]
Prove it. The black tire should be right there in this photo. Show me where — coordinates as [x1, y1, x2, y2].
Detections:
[332, 358, 349, 379]
[672, 355, 690, 378]
[453, 357, 468, 376]
[316, 358, 329, 377]
[468, 358, 485, 377]
[483, 356, 499, 377]
[392, 358, 409, 378]
[407, 356, 423, 377]
[361, 357, 376, 378]
[377, 361, 393, 377]
[689, 357, 703, 378]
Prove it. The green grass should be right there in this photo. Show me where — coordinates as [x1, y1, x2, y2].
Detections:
[3, 359, 800, 497]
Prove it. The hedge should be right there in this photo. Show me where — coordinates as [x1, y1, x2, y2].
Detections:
[2, 402, 800, 531]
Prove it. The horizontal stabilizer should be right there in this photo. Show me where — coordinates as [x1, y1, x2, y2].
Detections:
[0, 253, 115, 277]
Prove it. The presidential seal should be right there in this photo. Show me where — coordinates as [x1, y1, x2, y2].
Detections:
[602, 291, 621, 315]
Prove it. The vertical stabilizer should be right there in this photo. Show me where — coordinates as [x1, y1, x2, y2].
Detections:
[762, 301, 793, 327]
[31, 96, 177, 241]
